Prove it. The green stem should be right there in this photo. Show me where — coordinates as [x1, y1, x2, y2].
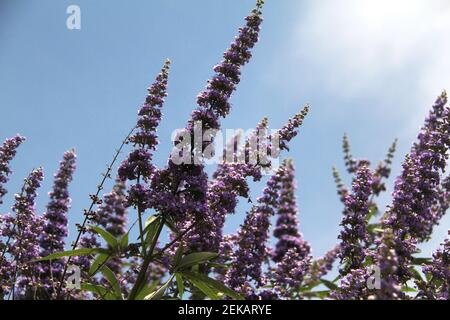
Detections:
[128, 216, 166, 300]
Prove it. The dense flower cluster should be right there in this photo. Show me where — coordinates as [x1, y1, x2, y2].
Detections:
[39, 150, 77, 295]
[338, 165, 373, 273]
[381, 92, 450, 282]
[419, 230, 449, 300]
[149, 1, 265, 237]
[272, 160, 310, 263]
[1, 168, 44, 299]
[224, 169, 281, 297]
[305, 245, 340, 285]
[118, 60, 171, 212]
[95, 178, 128, 275]
[0, 135, 25, 204]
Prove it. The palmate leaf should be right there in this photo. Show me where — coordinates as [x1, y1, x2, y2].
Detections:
[180, 271, 244, 300]
[34, 248, 110, 262]
[174, 252, 218, 271]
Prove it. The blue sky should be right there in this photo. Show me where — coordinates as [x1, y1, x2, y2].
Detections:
[1, 0, 449, 259]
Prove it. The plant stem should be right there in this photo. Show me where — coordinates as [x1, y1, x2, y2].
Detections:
[55, 126, 135, 299]
[128, 216, 166, 300]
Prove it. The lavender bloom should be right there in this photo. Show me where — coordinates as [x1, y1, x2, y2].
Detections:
[338, 165, 373, 274]
[382, 92, 450, 282]
[8, 168, 44, 298]
[332, 167, 349, 204]
[342, 133, 358, 174]
[95, 178, 128, 275]
[193, 1, 264, 126]
[330, 268, 372, 300]
[118, 60, 171, 209]
[224, 167, 281, 297]
[333, 233, 404, 300]
[272, 248, 311, 299]
[420, 230, 449, 300]
[73, 231, 101, 278]
[371, 236, 404, 300]
[181, 118, 268, 255]
[270, 105, 309, 155]
[372, 139, 397, 196]
[0, 135, 25, 204]
[305, 245, 340, 285]
[39, 150, 77, 294]
[0, 214, 15, 298]
[184, 107, 309, 257]
[150, 1, 264, 231]
[272, 159, 311, 263]
[269, 160, 311, 298]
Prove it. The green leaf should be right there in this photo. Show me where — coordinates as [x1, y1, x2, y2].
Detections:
[89, 253, 110, 277]
[175, 273, 184, 298]
[144, 275, 175, 300]
[133, 280, 160, 300]
[137, 215, 159, 240]
[119, 232, 129, 251]
[145, 215, 158, 228]
[207, 262, 230, 270]
[303, 290, 330, 299]
[401, 286, 418, 293]
[34, 248, 109, 262]
[185, 276, 220, 300]
[409, 267, 424, 282]
[142, 216, 162, 249]
[101, 266, 123, 300]
[411, 257, 432, 265]
[181, 271, 243, 300]
[172, 244, 184, 269]
[81, 283, 116, 300]
[320, 279, 339, 290]
[175, 252, 218, 271]
[90, 226, 118, 249]
[366, 206, 378, 223]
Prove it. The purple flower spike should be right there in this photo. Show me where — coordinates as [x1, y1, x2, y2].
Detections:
[0, 135, 26, 204]
[39, 150, 77, 295]
[273, 159, 311, 263]
[3, 168, 44, 299]
[225, 165, 281, 297]
[119, 60, 171, 210]
[338, 165, 373, 274]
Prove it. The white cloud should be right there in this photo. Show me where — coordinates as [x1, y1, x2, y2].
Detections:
[289, 0, 450, 126]
[286, 0, 450, 253]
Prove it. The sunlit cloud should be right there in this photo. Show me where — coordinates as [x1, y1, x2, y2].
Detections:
[287, 0, 450, 134]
